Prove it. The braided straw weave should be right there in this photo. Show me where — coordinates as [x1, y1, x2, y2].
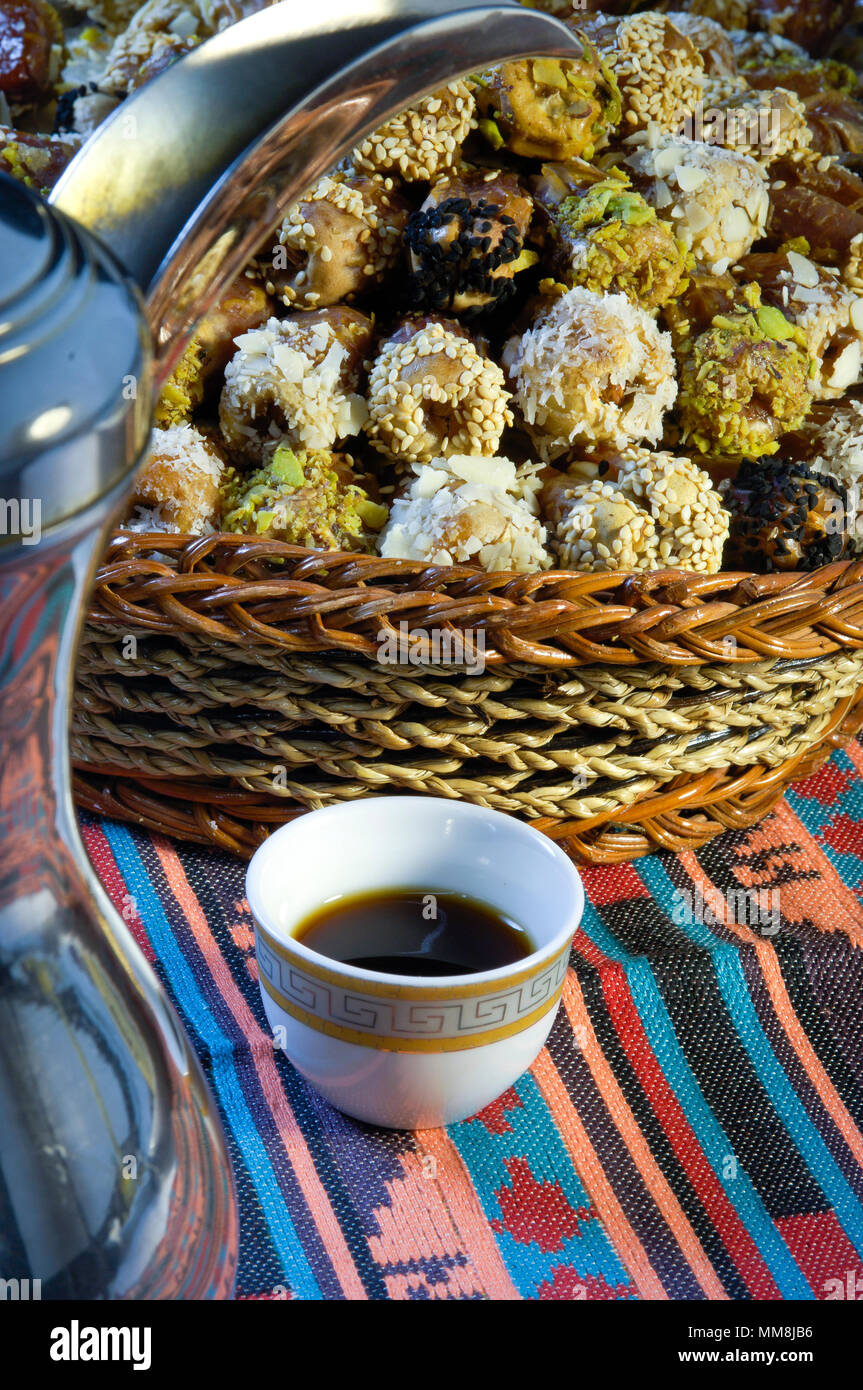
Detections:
[73, 534, 863, 862]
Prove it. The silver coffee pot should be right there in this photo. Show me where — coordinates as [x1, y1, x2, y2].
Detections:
[0, 0, 579, 1297]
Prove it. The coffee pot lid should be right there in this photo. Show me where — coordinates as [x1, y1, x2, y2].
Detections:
[0, 173, 151, 539]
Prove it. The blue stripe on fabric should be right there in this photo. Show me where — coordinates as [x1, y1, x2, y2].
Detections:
[579, 900, 813, 1299]
[450, 1070, 636, 1299]
[787, 749, 863, 894]
[101, 820, 323, 1301]
[637, 856, 863, 1264]
[165, 842, 387, 1300]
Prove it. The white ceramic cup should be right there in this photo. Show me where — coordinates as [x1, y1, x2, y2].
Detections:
[246, 797, 584, 1129]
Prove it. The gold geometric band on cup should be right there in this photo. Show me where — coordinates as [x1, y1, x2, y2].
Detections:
[258, 967, 566, 1052]
[254, 920, 571, 1051]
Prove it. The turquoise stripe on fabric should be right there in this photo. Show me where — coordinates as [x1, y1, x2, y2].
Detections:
[579, 902, 813, 1299]
[637, 856, 863, 1264]
[450, 1071, 635, 1298]
[787, 749, 863, 887]
[101, 821, 324, 1300]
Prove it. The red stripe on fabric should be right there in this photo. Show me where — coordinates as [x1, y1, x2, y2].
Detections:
[774, 1211, 863, 1300]
[80, 821, 156, 962]
[834, 737, 863, 799]
[532, 1048, 667, 1300]
[580, 863, 651, 906]
[572, 927, 781, 1300]
[681, 851, 863, 1183]
[151, 837, 370, 1301]
[562, 973, 727, 1299]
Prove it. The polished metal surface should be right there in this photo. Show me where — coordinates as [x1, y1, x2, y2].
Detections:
[53, 0, 581, 385]
[2, 0, 583, 1295]
[0, 179, 237, 1298]
[0, 492, 239, 1297]
[0, 171, 151, 533]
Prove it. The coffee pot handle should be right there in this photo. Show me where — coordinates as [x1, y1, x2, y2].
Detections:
[51, 0, 580, 386]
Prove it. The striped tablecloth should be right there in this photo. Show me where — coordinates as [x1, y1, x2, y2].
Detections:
[80, 742, 863, 1301]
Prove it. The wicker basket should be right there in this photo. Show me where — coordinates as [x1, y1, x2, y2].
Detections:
[72, 532, 863, 863]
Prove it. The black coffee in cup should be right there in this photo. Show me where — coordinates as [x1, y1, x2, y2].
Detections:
[294, 889, 533, 977]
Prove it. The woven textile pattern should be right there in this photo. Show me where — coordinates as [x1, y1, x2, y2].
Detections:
[80, 743, 863, 1301]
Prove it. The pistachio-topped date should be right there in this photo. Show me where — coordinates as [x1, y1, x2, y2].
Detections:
[474, 36, 620, 162]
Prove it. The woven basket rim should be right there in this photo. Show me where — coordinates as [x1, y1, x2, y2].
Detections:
[91, 529, 863, 670]
[78, 541, 863, 861]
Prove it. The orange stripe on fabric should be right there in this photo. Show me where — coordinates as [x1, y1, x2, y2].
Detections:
[153, 838, 369, 1301]
[572, 927, 779, 1299]
[754, 800, 863, 949]
[362, 1150, 486, 1300]
[681, 851, 863, 1174]
[414, 1129, 522, 1301]
[363, 1143, 520, 1300]
[531, 1045, 667, 1300]
[562, 971, 728, 1300]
